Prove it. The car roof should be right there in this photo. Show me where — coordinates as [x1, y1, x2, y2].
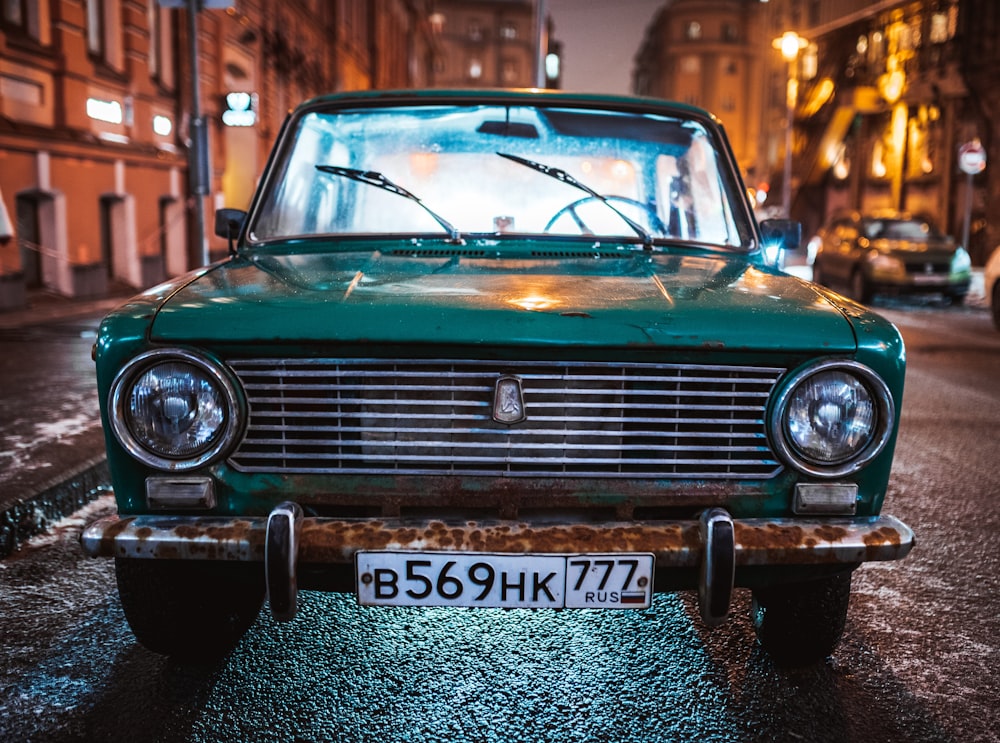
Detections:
[293, 87, 721, 124]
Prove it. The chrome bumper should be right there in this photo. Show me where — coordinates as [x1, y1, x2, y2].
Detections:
[81, 509, 913, 566]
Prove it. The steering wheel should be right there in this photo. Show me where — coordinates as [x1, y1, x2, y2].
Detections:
[543, 195, 666, 235]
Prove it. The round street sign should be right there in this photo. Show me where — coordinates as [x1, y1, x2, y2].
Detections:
[958, 140, 987, 174]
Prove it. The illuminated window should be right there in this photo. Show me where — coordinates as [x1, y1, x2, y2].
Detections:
[929, 9, 956, 44]
[500, 21, 517, 40]
[502, 59, 519, 84]
[153, 115, 172, 136]
[680, 56, 700, 74]
[685, 21, 702, 40]
[87, 97, 123, 124]
[468, 58, 482, 80]
[545, 53, 560, 81]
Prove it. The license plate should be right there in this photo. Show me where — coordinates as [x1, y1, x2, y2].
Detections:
[356, 552, 654, 609]
[911, 274, 946, 285]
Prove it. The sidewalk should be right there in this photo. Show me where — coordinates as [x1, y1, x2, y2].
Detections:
[0, 290, 127, 558]
[0, 289, 130, 330]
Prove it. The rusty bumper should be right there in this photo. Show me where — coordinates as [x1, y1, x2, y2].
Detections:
[81, 511, 914, 566]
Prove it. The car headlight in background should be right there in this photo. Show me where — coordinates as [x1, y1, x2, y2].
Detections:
[951, 246, 972, 276]
[109, 349, 243, 471]
[771, 360, 894, 478]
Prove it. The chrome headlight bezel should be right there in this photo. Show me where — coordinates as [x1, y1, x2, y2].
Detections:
[771, 360, 894, 478]
[108, 349, 244, 471]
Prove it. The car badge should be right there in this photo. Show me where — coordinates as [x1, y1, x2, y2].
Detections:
[493, 375, 526, 424]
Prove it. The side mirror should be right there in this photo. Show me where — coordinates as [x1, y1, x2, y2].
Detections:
[759, 219, 802, 252]
[214, 208, 246, 254]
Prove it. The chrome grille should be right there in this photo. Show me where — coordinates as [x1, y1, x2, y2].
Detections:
[227, 359, 785, 479]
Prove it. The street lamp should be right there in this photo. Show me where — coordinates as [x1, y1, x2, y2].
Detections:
[773, 31, 808, 218]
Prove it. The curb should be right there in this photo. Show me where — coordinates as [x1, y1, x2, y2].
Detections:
[0, 457, 110, 560]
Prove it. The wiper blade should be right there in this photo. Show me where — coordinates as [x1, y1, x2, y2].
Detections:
[315, 165, 463, 243]
[496, 151, 654, 248]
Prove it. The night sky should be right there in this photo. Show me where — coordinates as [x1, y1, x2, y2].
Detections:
[546, 0, 665, 94]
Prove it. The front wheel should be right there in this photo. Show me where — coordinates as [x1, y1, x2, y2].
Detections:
[115, 558, 264, 661]
[751, 571, 852, 667]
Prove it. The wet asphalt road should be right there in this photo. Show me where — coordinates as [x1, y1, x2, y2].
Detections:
[1, 297, 998, 742]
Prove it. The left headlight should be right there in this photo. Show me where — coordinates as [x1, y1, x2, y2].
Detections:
[771, 360, 894, 478]
[109, 349, 243, 471]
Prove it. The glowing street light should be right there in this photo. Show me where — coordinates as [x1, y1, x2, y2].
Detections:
[772, 31, 808, 218]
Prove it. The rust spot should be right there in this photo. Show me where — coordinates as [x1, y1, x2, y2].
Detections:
[863, 527, 901, 547]
[814, 525, 849, 543]
[174, 525, 204, 540]
[736, 522, 806, 551]
[134, 526, 153, 540]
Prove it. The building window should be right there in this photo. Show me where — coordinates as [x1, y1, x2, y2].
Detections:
[468, 21, 483, 42]
[685, 21, 702, 41]
[722, 23, 738, 43]
[87, 0, 104, 56]
[87, 0, 123, 71]
[3, 0, 24, 25]
[929, 8, 957, 44]
[680, 56, 700, 74]
[502, 59, 518, 84]
[500, 21, 517, 40]
[4, 0, 50, 44]
[467, 58, 483, 80]
[148, 6, 175, 89]
[3, 0, 50, 43]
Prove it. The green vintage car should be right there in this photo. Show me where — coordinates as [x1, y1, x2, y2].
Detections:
[82, 89, 913, 667]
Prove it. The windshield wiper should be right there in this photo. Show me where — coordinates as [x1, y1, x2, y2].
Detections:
[315, 165, 463, 243]
[496, 151, 654, 249]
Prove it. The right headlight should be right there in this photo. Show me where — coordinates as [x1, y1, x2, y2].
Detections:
[771, 360, 894, 478]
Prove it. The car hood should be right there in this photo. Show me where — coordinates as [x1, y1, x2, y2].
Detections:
[148, 247, 858, 351]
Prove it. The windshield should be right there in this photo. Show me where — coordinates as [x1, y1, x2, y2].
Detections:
[864, 218, 939, 241]
[249, 103, 751, 250]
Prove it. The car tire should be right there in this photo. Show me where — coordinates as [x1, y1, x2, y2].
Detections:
[850, 270, 871, 303]
[115, 557, 264, 661]
[992, 282, 1000, 330]
[810, 261, 825, 286]
[750, 571, 852, 668]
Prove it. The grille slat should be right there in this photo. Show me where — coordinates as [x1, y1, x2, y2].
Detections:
[228, 358, 785, 479]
